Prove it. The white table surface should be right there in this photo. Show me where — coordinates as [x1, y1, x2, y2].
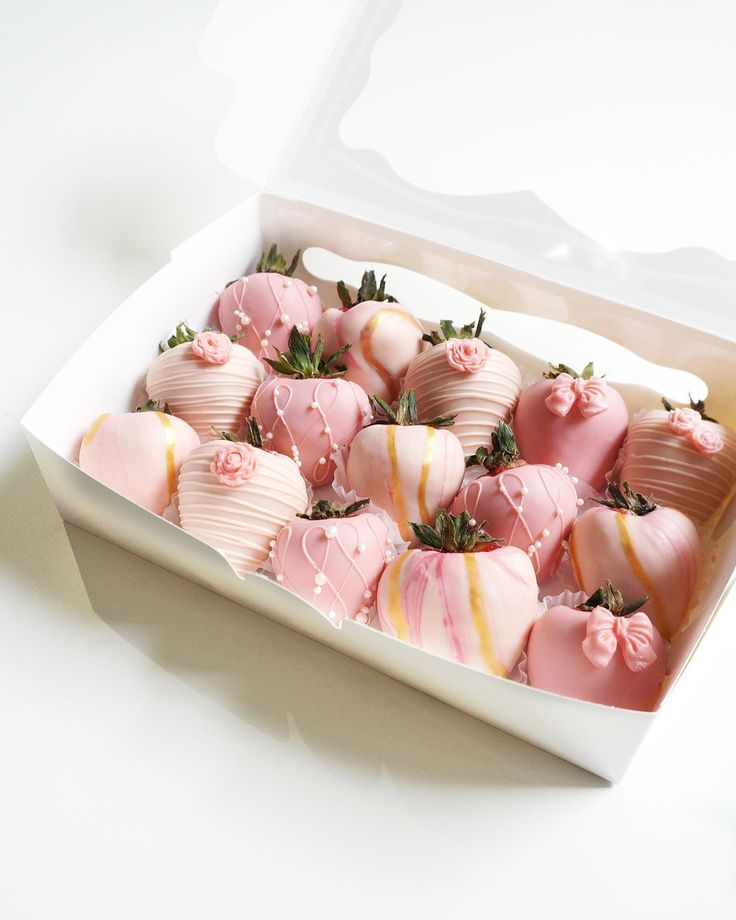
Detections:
[1, 2, 735, 917]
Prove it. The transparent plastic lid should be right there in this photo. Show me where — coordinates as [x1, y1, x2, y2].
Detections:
[201, 0, 736, 334]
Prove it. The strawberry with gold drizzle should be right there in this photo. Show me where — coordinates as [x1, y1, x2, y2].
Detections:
[376, 510, 538, 676]
[346, 390, 465, 542]
[569, 482, 699, 640]
[312, 270, 424, 402]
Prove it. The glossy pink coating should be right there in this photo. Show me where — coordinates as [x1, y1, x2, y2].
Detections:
[177, 439, 308, 576]
[271, 512, 393, 624]
[146, 341, 264, 440]
[620, 408, 736, 523]
[312, 300, 425, 402]
[251, 375, 371, 486]
[403, 340, 521, 453]
[453, 462, 579, 582]
[218, 272, 324, 366]
[376, 546, 538, 676]
[513, 377, 629, 489]
[78, 410, 200, 515]
[569, 505, 700, 640]
[527, 603, 666, 711]
[346, 424, 466, 543]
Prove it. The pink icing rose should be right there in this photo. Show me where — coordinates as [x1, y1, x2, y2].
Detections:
[690, 424, 724, 455]
[446, 338, 487, 374]
[668, 407, 701, 435]
[192, 331, 233, 365]
[210, 443, 259, 486]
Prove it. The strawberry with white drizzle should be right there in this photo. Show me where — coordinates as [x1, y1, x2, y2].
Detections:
[218, 244, 324, 367]
[251, 326, 371, 486]
[146, 322, 264, 440]
[513, 361, 629, 490]
[346, 390, 465, 543]
[312, 270, 425, 402]
[178, 421, 308, 576]
[271, 499, 394, 625]
[377, 510, 538, 676]
[569, 482, 700, 641]
[620, 396, 736, 523]
[404, 310, 522, 454]
[453, 420, 580, 582]
[526, 580, 666, 711]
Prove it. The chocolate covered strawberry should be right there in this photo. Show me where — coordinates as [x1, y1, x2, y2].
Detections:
[146, 322, 264, 439]
[79, 401, 200, 515]
[251, 326, 371, 486]
[620, 396, 736, 523]
[376, 510, 538, 676]
[218, 244, 324, 366]
[403, 310, 522, 453]
[346, 390, 465, 542]
[453, 420, 580, 582]
[312, 270, 424, 402]
[513, 361, 629, 489]
[569, 483, 700, 640]
[271, 499, 394, 625]
[526, 580, 666, 711]
[178, 421, 308, 576]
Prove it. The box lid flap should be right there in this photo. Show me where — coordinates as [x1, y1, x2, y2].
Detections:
[201, 0, 736, 327]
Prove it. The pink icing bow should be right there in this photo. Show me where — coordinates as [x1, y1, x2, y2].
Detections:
[581, 607, 657, 672]
[545, 374, 608, 418]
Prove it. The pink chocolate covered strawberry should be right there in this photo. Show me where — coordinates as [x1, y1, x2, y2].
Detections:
[569, 483, 700, 640]
[404, 310, 522, 454]
[271, 499, 394, 625]
[218, 245, 324, 367]
[78, 401, 200, 515]
[178, 422, 309, 576]
[453, 420, 580, 582]
[346, 390, 465, 542]
[513, 361, 629, 489]
[312, 271, 424, 402]
[526, 580, 666, 711]
[146, 322, 264, 439]
[620, 396, 736, 523]
[251, 326, 371, 486]
[377, 510, 538, 676]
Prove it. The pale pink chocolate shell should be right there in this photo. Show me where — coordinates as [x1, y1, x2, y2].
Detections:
[403, 341, 522, 454]
[177, 440, 308, 576]
[377, 546, 538, 676]
[146, 341, 264, 440]
[79, 411, 200, 515]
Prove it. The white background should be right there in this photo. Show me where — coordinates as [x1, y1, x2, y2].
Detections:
[1, 2, 735, 917]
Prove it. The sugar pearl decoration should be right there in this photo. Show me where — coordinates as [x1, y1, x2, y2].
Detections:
[357, 543, 366, 553]
[325, 526, 338, 539]
[542, 528, 550, 537]
[310, 401, 318, 409]
[576, 498, 584, 506]
[314, 573, 326, 586]
[363, 590, 371, 599]
[520, 486, 529, 495]
[276, 574, 284, 583]
[281, 314, 290, 325]
[313, 586, 322, 595]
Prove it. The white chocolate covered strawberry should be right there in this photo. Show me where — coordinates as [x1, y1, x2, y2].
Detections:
[251, 326, 371, 486]
[526, 580, 666, 711]
[271, 499, 394, 625]
[513, 361, 629, 489]
[620, 397, 736, 523]
[346, 390, 465, 542]
[377, 511, 538, 676]
[177, 422, 308, 576]
[403, 311, 522, 454]
[218, 245, 324, 366]
[453, 421, 580, 582]
[569, 483, 700, 640]
[146, 323, 264, 440]
[78, 401, 200, 515]
[312, 271, 424, 402]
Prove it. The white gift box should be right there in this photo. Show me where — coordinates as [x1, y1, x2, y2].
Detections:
[21, 1, 736, 781]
